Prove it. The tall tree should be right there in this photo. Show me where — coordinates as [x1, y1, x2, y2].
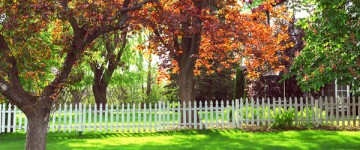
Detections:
[284, 0, 360, 92]
[0, 0, 153, 149]
[137, 0, 292, 127]
[90, 30, 129, 106]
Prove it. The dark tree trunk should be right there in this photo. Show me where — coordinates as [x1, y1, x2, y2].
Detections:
[25, 113, 50, 150]
[93, 82, 108, 107]
[178, 31, 202, 128]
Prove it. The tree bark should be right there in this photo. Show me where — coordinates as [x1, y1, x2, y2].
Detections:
[93, 82, 108, 107]
[25, 112, 50, 150]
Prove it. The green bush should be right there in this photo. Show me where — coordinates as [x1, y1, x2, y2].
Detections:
[271, 109, 295, 129]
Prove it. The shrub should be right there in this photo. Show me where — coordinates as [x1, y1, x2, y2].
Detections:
[270, 109, 295, 129]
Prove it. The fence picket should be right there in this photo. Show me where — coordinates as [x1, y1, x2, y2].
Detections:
[182, 101, 186, 128]
[294, 97, 298, 126]
[305, 97, 309, 124]
[200, 101, 203, 129]
[172, 101, 175, 129]
[272, 98, 276, 124]
[245, 98, 248, 126]
[336, 97, 339, 126]
[138, 103, 141, 132]
[194, 101, 197, 129]
[256, 98, 260, 126]
[251, 98, 254, 126]
[7, 104, 11, 132]
[221, 100, 224, 128]
[82, 104, 86, 132]
[13, 105, 17, 132]
[132, 103, 135, 132]
[94, 104, 97, 132]
[144, 103, 147, 132]
[105, 104, 109, 132]
[100, 103, 103, 132]
[189, 101, 192, 128]
[299, 98, 303, 126]
[0, 103, 2, 133]
[2, 104, 5, 133]
[240, 98, 243, 127]
[319, 97, 323, 126]
[352, 97, 356, 126]
[330, 97, 334, 126]
[167, 101, 170, 130]
[74, 104, 78, 132]
[154, 103, 157, 131]
[210, 101, 214, 128]
[69, 104, 73, 132]
[347, 98, 350, 126]
[24, 114, 27, 132]
[58, 104, 62, 132]
[315, 100, 318, 127]
[267, 98, 270, 125]
[110, 103, 114, 132]
[226, 100, 230, 128]
[127, 103, 130, 132]
[215, 100, 219, 128]
[231, 100, 235, 128]
[19, 106, 23, 131]
[149, 103, 152, 132]
[121, 103, 125, 132]
[177, 101, 180, 129]
[205, 101, 208, 129]
[324, 97, 328, 125]
[63, 104, 67, 132]
[88, 104, 91, 132]
[261, 98, 265, 126]
[116, 104, 119, 132]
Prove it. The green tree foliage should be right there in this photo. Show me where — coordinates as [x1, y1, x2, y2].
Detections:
[284, 0, 360, 92]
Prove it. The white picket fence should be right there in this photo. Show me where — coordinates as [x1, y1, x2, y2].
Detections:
[0, 97, 359, 133]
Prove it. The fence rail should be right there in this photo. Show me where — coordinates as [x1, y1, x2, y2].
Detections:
[0, 97, 359, 133]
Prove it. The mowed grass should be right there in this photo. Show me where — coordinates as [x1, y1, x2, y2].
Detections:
[1, 130, 360, 150]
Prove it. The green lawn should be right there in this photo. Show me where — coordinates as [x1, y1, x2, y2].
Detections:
[1, 130, 360, 150]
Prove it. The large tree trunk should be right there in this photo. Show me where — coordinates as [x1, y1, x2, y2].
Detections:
[178, 32, 201, 128]
[93, 82, 108, 107]
[25, 113, 50, 150]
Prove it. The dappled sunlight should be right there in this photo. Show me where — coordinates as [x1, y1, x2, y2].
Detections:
[1, 130, 360, 150]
